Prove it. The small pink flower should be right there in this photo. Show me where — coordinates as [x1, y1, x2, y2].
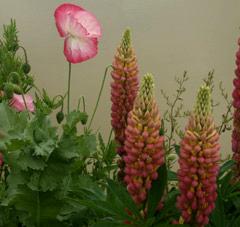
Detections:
[54, 3, 102, 63]
[10, 94, 35, 112]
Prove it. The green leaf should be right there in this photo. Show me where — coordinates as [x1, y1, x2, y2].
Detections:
[78, 134, 97, 158]
[69, 175, 105, 201]
[0, 102, 27, 138]
[168, 170, 177, 181]
[5, 185, 63, 227]
[92, 220, 125, 227]
[106, 179, 140, 220]
[63, 110, 89, 134]
[231, 215, 240, 227]
[0, 205, 18, 227]
[103, 139, 117, 165]
[174, 144, 180, 156]
[147, 164, 168, 217]
[218, 160, 235, 179]
[154, 224, 190, 227]
[38, 152, 70, 191]
[232, 196, 240, 209]
[58, 131, 96, 161]
[210, 193, 226, 227]
[98, 133, 105, 152]
[155, 188, 180, 222]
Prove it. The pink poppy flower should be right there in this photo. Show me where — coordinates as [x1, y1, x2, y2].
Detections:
[54, 3, 102, 63]
[10, 94, 35, 112]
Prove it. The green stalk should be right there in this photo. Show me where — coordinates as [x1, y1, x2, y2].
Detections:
[36, 190, 40, 227]
[105, 128, 113, 150]
[21, 93, 30, 119]
[67, 62, 72, 114]
[87, 65, 112, 130]
[19, 45, 28, 63]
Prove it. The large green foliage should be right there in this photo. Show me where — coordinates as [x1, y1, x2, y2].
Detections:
[0, 102, 99, 226]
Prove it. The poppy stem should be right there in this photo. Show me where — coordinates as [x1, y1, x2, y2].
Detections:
[67, 62, 72, 114]
[87, 65, 112, 130]
[21, 93, 30, 119]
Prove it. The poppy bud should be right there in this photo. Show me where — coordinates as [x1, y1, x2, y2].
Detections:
[9, 72, 20, 84]
[22, 63, 31, 74]
[56, 111, 64, 124]
[4, 83, 14, 99]
[80, 112, 88, 125]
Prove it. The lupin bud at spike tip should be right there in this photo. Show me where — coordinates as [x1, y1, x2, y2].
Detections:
[123, 73, 164, 205]
[232, 38, 240, 182]
[177, 85, 220, 227]
[110, 29, 139, 179]
[194, 85, 212, 117]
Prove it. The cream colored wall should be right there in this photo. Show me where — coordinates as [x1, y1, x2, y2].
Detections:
[0, 0, 239, 159]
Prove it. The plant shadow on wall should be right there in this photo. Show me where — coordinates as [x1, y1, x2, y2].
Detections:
[0, 2, 240, 227]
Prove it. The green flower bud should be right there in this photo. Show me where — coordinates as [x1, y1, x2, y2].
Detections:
[56, 111, 64, 124]
[22, 63, 31, 74]
[12, 84, 22, 94]
[9, 72, 20, 84]
[80, 112, 88, 125]
[4, 83, 14, 99]
[167, 154, 177, 161]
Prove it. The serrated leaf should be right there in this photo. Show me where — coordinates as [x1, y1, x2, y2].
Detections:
[0, 102, 27, 138]
[78, 134, 96, 158]
[63, 110, 88, 134]
[38, 152, 70, 191]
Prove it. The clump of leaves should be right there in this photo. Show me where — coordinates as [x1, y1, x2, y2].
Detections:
[0, 102, 99, 226]
[0, 19, 34, 100]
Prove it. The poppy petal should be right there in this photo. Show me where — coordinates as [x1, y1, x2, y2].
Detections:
[10, 94, 35, 112]
[64, 36, 98, 63]
[54, 3, 85, 37]
[54, 3, 101, 39]
[74, 10, 102, 38]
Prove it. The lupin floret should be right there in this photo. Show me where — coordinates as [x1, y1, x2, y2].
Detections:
[177, 85, 220, 227]
[123, 73, 164, 205]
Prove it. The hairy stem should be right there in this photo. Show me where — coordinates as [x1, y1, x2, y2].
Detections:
[87, 65, 112, 130]
[67, 62, 72, 114]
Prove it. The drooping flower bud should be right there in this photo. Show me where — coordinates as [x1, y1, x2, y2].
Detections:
[111, 29, 139, 179]
[232, 38, 240, 182]
[123, 73, 164, 205]
[177, 85, 220, 227]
